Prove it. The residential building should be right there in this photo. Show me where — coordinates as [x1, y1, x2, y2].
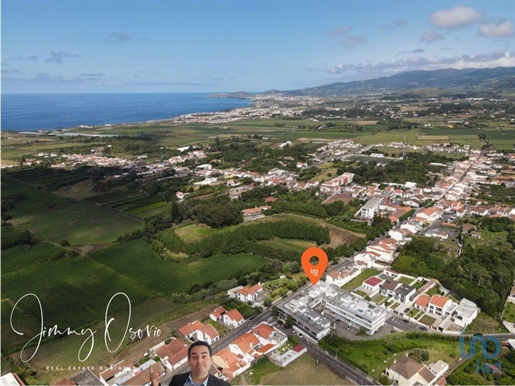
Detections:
[210, 306, 227, 322]
[358, 197, 384, 219]
[428, 295, 454, 316]
[212, 349, 249, 380]
[384, 355, 437, 386]
[324, 287, 387, 334]
[155, 339, 188, 371]
[223, 309, 245, 329]
[451, 298, 479, 328]
[236, 283, 263, 303]
[415, 294, 431, 312]
[178, 320, 219, 345]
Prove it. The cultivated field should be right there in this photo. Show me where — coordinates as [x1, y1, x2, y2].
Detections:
[89, 238, 266, 294]
[2, 256, 150, 349]
[13, 202, 143, 246]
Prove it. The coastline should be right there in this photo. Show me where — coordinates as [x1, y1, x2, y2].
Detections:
[1, 93, 253, 133]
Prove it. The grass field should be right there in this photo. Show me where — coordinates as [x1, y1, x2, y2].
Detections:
[175, 222, 239, 243]
[90, 238, 266, 294]
[55, 179, 97, 199]
[1, 241, 66, 274]
[13, 202, 143, 246]
[341, 268, 380, 292]
[2, 177, 73, 215]
[2, 255, 150, 350]
[465, 312, 509, 334]
[503, 302, 515, 324]
[258, 238, 316, 253]
[323, 333, 461, 381]
[263, 354, 346, 385]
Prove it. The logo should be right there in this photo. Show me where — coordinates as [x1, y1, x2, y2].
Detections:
[459, 333, 502, 374]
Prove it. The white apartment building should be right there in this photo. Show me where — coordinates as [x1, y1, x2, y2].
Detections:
[324, 287, 387, 334]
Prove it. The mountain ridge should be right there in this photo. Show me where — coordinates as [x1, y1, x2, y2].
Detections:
[280, 67, 515, 96]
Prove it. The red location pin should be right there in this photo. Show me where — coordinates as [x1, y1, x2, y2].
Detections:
[301, 247, 328, 285]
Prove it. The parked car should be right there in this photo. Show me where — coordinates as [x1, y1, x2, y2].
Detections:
[404, 307, 410, 313]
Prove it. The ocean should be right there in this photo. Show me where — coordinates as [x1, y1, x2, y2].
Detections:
[1, 93, 252, 132]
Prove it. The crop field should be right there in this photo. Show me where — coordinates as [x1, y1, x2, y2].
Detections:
[1, 241, 65, 275]
[90, 238, 266, 294]
[13, 202, 143, 246]
[84, 191, 166, 214]
[127, 201, 168, 216]
[2, 177, 73, 215]
[258, 238, 316, 253]
[1, 256, 150, 350]
[1, 136, 79, 162]
[55, 179, 97, 199]
[4, 168, 90, 190]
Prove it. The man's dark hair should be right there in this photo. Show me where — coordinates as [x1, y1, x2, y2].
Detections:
[188, 341, 212, 358]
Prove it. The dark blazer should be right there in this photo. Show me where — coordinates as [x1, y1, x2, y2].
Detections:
[168, 372, 230, 386]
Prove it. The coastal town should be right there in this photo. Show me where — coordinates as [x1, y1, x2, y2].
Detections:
[3, 91, 515, 386]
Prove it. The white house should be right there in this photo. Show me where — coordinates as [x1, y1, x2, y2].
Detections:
[428, 295, 454, 317]
[451, 298, 479, 328]
[384, 355, 438, 386]
[155, 339, 189, 371]
[178, 320, 219, 345]
[236, 283, 263, 303]
[210, 306, 226, 322]
[223, 309, 245, 329]
[212, 349, 249, 380]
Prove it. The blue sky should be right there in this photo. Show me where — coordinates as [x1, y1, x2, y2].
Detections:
[2, 0, 514, 93]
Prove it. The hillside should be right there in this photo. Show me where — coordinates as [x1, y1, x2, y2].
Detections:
[270, 67, 515, 96]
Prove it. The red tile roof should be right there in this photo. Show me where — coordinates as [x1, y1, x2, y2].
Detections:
[226, 309, 244, 322]
[429, 295, 450, 308]
[364, 276, 382, 287]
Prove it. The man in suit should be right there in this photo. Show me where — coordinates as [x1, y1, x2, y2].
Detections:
[151, 340, 230, 386]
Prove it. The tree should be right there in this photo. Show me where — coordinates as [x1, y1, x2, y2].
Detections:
[285, 315, 294, 329]
[60, 240, 70, 247]
[409, 348, 429, 363]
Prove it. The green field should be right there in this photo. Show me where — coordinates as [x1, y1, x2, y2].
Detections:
[90, 238, 266, 294]
[321, 333, 461, 381]
[341, 268, 380, 292]
[503, 302, 515, 323]
[2, 256, 150, 350]
[2, 177, 73, 215]
[235, 354, 347, 385]
[1, 241, 66, 274]
[13, 202, 143, 246]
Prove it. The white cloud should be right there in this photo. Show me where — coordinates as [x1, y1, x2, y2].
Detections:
[429, 6, 483, 30]
[398, 49, 425, 55]
[325, 51, 514, 76]
[420, 30, 445, 43]
[46, 51, 81, 63]
[480, 20, 514, 37]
